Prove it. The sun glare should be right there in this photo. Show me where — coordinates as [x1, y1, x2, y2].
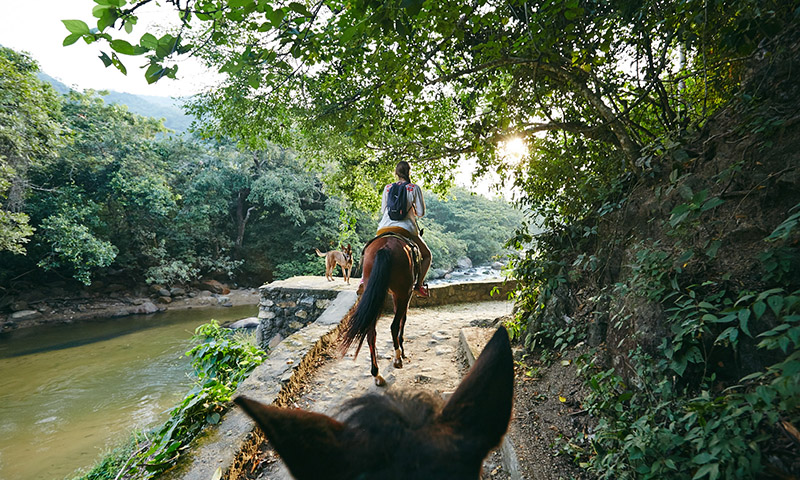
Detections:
[499, 136, 528, 164]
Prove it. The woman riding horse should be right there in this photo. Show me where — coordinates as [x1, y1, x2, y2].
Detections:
[342, 161, 433, 385]
[377, 161, 431, 297]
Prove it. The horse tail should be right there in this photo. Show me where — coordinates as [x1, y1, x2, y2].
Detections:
[340, 247, 392, 358]
[315, 248, 326, 257]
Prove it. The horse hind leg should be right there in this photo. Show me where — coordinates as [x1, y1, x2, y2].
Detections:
[367, 328, 385, 386]
[390, 295, 410, 369]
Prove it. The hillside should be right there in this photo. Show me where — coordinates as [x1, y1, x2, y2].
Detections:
[38, 72, 192, 133]
[515, 35, 800, 478]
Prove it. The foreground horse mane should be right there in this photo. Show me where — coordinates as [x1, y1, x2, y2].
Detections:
[235, 326, 514, 480]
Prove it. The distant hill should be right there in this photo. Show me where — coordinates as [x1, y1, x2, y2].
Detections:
[38, 72, 193, 133]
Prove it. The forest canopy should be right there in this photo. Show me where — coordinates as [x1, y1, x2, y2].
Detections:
[0, 46, 521, 289]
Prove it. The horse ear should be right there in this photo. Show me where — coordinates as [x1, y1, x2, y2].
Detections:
[234, 396, 349, 480]
[439, 327, 514, 456]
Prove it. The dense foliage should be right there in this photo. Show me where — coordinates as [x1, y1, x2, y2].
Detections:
[51, 0, 800, 477]
[0, 47, 519, 291]
[73, 320, 264, 480]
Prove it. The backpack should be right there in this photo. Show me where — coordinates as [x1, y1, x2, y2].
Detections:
[387, 181, 410, 220]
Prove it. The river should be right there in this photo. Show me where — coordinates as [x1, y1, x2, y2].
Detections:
[0, 304, 257, 480]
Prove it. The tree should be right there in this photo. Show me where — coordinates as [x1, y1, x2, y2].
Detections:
[64, 0, 792, 203]
[24, 90, 172, 284]
[0, 47, 63, 254]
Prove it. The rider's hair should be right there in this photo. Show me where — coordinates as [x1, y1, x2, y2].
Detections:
[395, 161, 411, 182]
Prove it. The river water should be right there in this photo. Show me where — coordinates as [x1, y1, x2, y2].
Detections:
[0, 304, 257, 480]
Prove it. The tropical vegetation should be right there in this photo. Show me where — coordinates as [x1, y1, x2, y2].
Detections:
[2, 0, 797, 477]
[0, 46, 521, 291]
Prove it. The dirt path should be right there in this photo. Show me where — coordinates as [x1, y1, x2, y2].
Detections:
[248, 300, 515, 480]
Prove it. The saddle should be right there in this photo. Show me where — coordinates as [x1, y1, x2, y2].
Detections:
[362, 232, 423, 286]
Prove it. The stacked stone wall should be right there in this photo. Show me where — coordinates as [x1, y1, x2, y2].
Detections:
[257, 285, 340, 349]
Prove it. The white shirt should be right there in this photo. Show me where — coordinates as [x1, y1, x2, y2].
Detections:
[378, 182, 425, 235]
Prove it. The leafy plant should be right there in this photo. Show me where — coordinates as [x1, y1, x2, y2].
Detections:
[74, 321, 264, 480]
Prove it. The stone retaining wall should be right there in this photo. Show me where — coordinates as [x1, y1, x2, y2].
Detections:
[257, 285, 339, 349]
[403, 278, 517, 309]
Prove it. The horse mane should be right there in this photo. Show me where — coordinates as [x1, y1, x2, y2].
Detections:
[338, 389, 442, 434]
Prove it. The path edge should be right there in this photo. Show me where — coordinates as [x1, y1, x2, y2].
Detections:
[460, 327, 523, 480]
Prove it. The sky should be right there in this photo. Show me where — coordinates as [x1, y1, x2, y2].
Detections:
[0, 0, 214, 97]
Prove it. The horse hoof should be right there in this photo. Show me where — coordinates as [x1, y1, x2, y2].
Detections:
[375, 375, 386, 387]
[393, 358, 403, 369]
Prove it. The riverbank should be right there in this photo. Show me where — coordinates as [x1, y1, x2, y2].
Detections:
[0, 286, 262, 333]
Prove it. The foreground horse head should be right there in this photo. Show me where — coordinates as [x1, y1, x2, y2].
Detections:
[235, 327, 514, 480]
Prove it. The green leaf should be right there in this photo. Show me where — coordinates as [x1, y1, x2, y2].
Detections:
[110, 52, 127, 75]
[98, 51, 113, 67]
[156, 34, 179, 58]
[756, 288, 784, 301]
[288, 2, 311, 16]
[140, 32, 158, 49]
[63, 33, 83, 46]
[766, 295, 784, 317]
[701, 313, 718, 323]
[62, 19, 90, 35]
[247, 73, 261, 89]
[92, 4, 111, 18]
[692, 462, 720, 480]
[110, 39, 136, 55]
[738, 309, 752, 337]
[715, 326, 738, 344]
[692, 452, 715, 465]
[752, 301, 766, 320]
[340, 26, 359, 44]
[145, 63, 166, 83]
[701, 196, 724, 212]
[267, 8, 285, 25]
[96, 8, 118, 31]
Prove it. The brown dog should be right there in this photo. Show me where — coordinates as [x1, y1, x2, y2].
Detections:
[315, 244, 353, 283]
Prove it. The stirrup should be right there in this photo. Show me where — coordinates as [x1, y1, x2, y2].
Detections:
[415, 284, 430, 298]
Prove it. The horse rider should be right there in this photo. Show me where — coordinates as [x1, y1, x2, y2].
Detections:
[376, 160, 432, 297]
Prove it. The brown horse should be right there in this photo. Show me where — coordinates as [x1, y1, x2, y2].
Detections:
[340, 235, 415, 386]
[235, 327, 514, 480]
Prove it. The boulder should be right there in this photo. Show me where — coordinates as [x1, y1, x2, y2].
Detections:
[11, 309, 40, 320]
[133, 301, 160, 314]
[491, 261, 504, 270]
[429, 268, 448, 279]
[170, 287, 186, 296]
[216, 295, 230, 305]
[456, 257, 473, 269]
[228, 317, 260, 329]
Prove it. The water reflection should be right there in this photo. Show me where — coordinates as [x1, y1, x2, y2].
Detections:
[0, 305, 256, 480]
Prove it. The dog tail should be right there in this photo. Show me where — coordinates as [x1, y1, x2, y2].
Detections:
[340, 247, 391, 359]
[315, 248, 326, 257]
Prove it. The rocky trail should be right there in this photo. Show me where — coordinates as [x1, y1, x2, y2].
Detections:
[242, 300, 516, 479]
